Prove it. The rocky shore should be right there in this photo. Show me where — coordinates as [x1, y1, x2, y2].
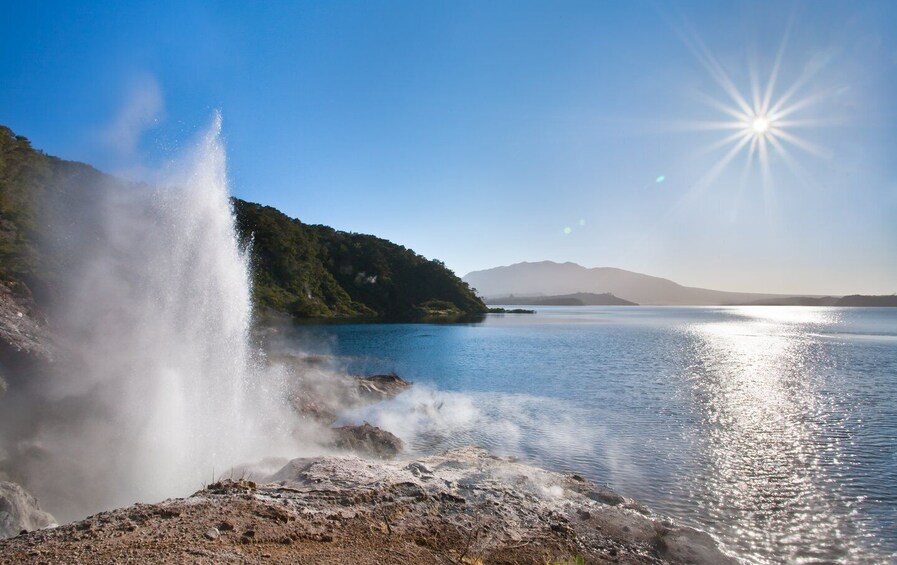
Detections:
[0, 335, 736, 563]
[0, 447, 734, 564]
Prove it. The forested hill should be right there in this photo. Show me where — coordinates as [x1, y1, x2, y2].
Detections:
[232, 199, 486, 319]
[1, 126, 105, 308]
[0, 125, 485, 322]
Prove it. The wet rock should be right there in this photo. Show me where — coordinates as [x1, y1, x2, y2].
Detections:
[587, 486, 625, 507]
[0, 481, 57, 539]
[0, 280, 54, 408]
[0, 281, 53, 362]
[275, 356, 412, 426]
[290, 396, 338, 426]
[264, 458, 317, 484]
[404, 462, 432, 478]
[656, 524, 731, 564]
[330, 423, 404, 459]
[352, 373, 411, 401]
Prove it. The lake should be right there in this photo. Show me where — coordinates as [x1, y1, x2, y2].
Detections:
[292, 306, 897, 564]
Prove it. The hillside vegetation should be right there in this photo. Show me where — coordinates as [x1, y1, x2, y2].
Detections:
[0, 126, 109, 306]
[233, 199, 486, 319]
[0, 125, 485, 322]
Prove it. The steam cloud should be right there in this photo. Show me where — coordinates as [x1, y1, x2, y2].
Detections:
[100, 72, 165, 156]
[0, 111, 624, 526]
[0, 115, 309, 522]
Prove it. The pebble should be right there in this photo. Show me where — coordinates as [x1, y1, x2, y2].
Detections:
[204, 528, 219, 540]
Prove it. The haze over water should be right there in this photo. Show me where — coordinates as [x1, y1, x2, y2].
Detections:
[299, 306, 897, 564]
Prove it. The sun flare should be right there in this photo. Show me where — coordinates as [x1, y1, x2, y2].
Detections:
[673, 19, 835, 201]
[750, 116, 771, 135]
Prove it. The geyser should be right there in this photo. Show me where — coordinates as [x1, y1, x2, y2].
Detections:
[4, 114, 300, 521]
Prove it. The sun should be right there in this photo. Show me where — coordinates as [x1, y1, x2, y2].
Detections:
[672, 18, 834, 200]
[749, 116, 771, 135]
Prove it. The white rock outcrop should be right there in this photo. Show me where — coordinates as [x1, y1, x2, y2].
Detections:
[0, 481, 57, 539]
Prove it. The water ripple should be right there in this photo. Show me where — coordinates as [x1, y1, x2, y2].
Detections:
[311, 306, 897, 564]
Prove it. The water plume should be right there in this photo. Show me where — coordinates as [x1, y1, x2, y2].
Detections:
[2, 114, 303, 522]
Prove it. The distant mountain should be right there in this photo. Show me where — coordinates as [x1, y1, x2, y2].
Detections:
[836, 295, 897, 307]
[463, 261, 790, 306]
[487, 292, 637, 306]
[742, 295, 897, 307]
[464, 261, 896, 306]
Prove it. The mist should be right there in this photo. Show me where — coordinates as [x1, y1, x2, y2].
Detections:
[0, 112, 626, 527]
[0, 115, 311, 522]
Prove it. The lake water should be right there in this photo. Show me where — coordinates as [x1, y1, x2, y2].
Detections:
[293, 306, 897, 564]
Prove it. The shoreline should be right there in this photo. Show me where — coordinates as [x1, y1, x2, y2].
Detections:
[0, 350, 737, 563]
[0, 447, 736, 564]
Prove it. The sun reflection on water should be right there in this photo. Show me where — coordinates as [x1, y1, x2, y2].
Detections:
[309, 307, 897, 562]
[685, 307, 863, 563]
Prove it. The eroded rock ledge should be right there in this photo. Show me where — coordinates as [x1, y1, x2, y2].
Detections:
[0, 447, 735, 564]
[0, 281, 52, 363]
[0, 481, 57, 540]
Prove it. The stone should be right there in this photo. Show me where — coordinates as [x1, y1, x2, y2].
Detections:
[218, 520, 235, 531]
[587, 487, 625, 506]
[0, 482, 57, 540]
[352, 374, 411, 401]
[330, 423, 404, 459]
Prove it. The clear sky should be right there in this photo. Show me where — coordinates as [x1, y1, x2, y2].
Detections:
[2, 1, 895, 295]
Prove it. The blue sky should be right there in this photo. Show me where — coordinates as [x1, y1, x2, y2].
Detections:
[2, 0, 895, 294]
